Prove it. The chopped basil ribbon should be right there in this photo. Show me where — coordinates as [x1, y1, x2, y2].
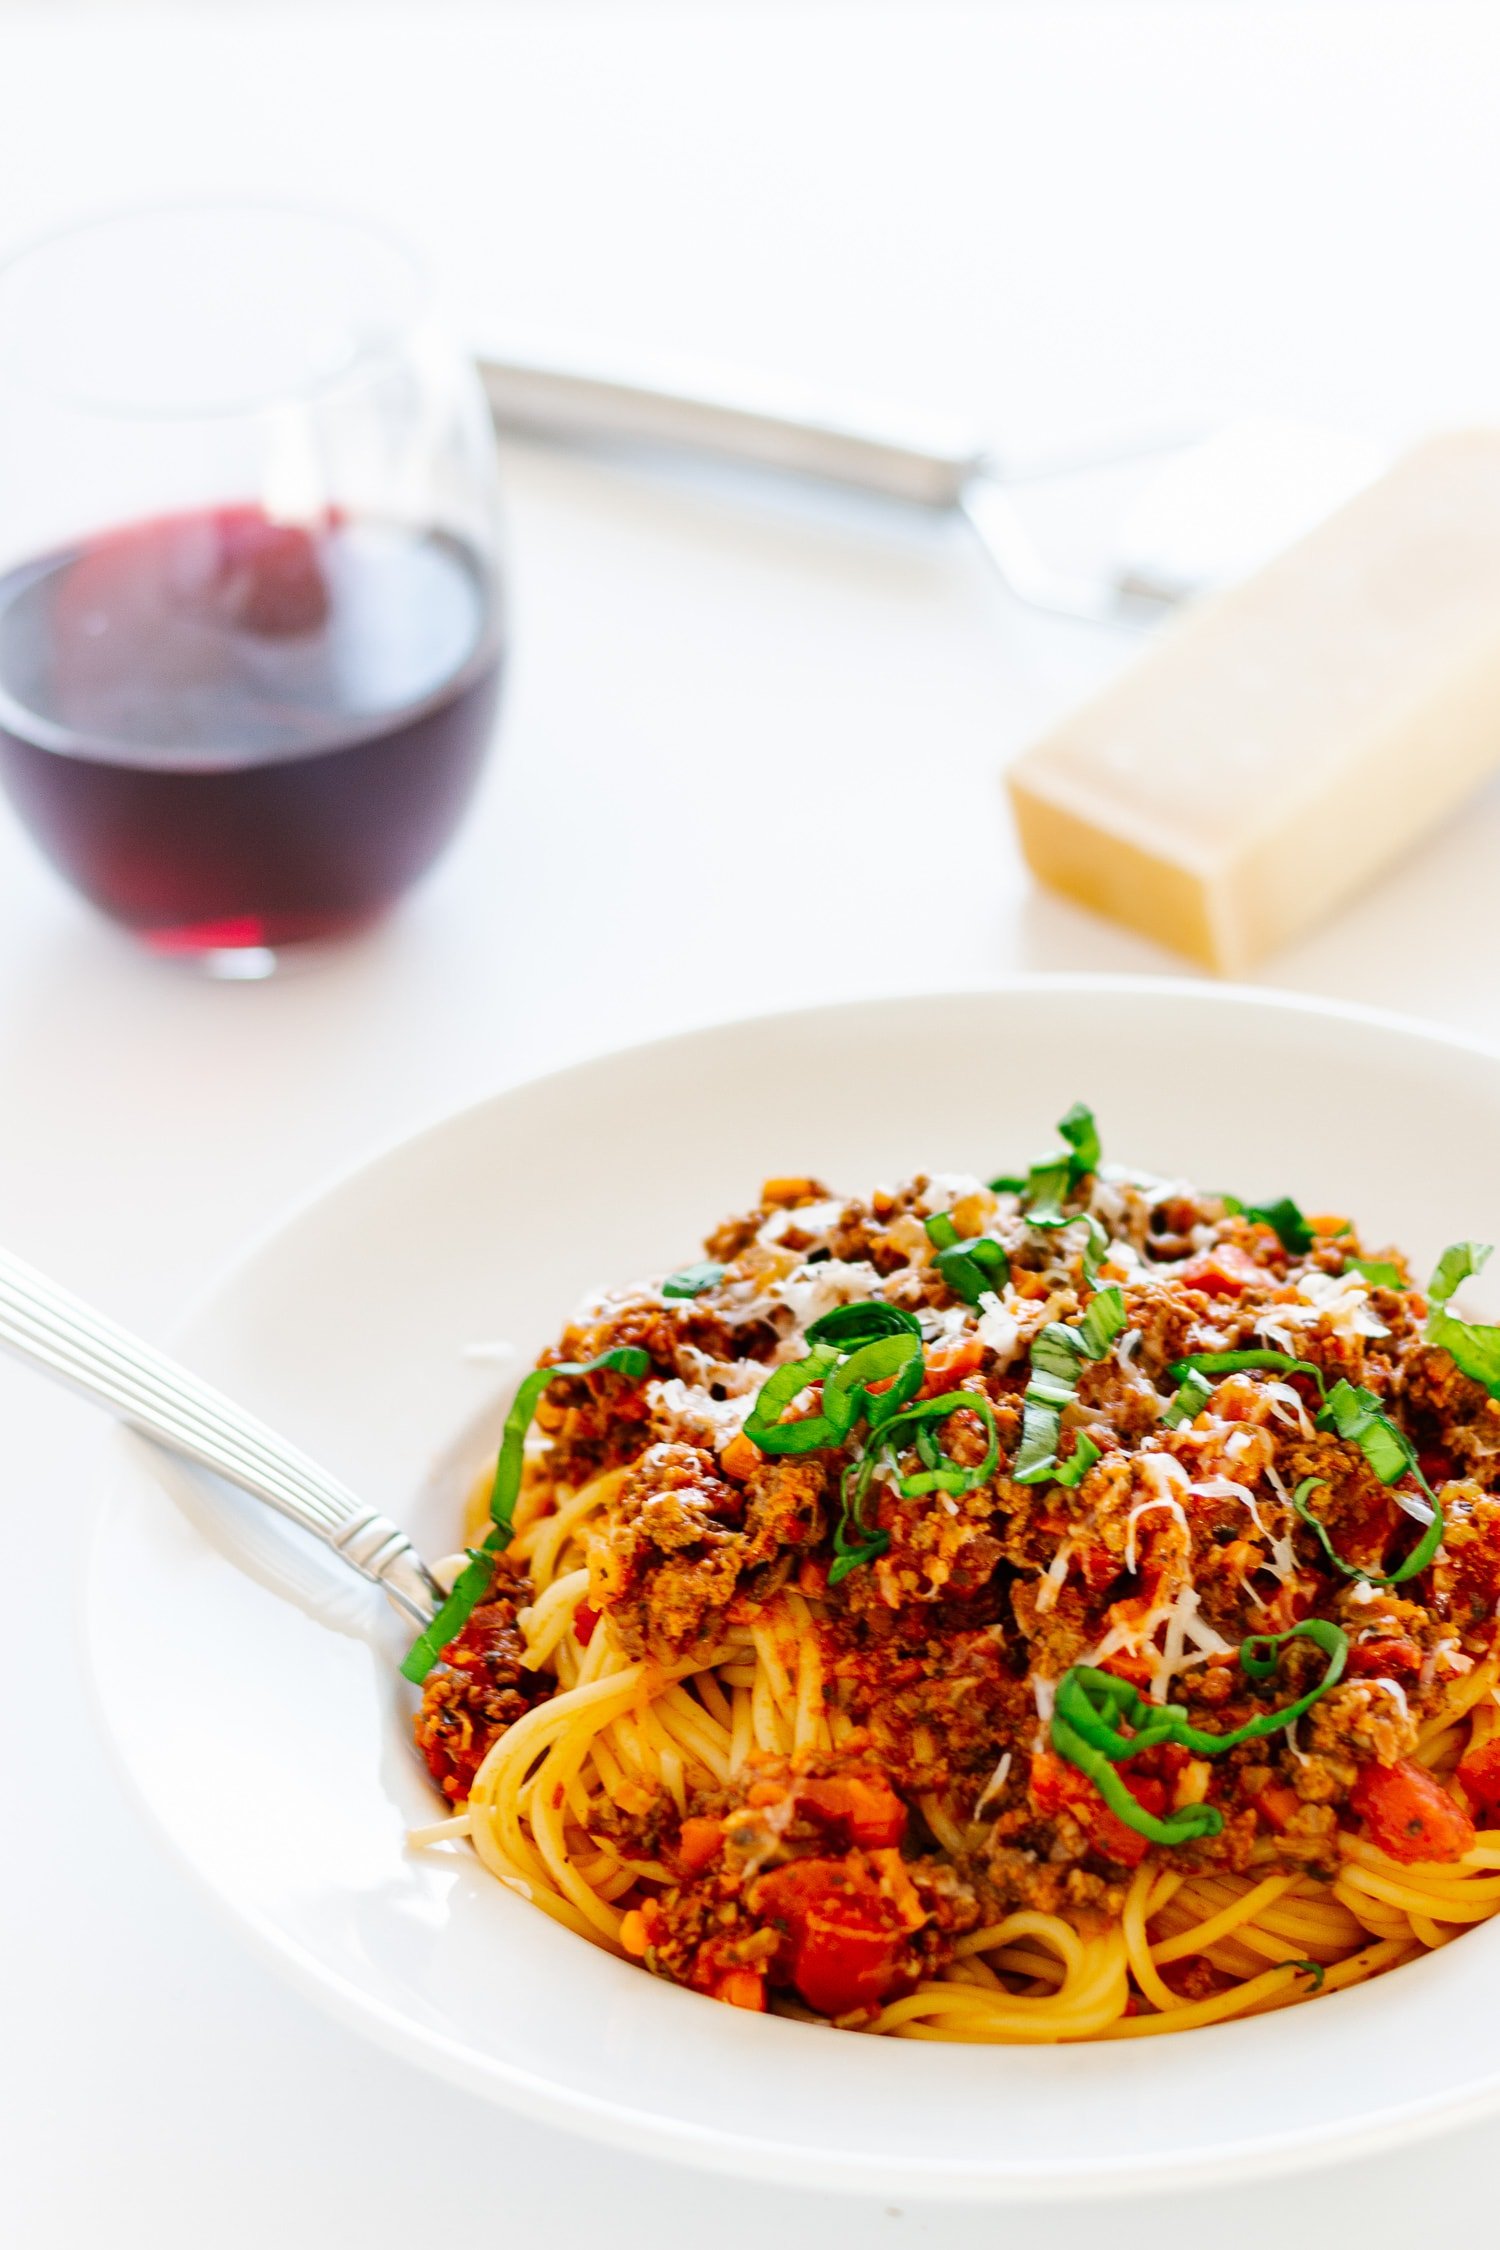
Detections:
[1222, 1193, 1315, 1254]
[924, 1213, 1010, 1304]
[488, 1346, 653, 1536]
[831, 1390, 1000, 1584]
[1024, 1209, 1110, 1288]
[400, 1343, 652, 1684]
[1162, 1367, 1213, 1429]
[662, 1260, 725, 1299]
[742, 1340, 846, 1454]
[1291, 1474, 1443, 1586]
[748, 1312, 936, 1459]
[1169, 1354, 1440, 1533]
[399, 1531, 504, 1686]
[1426, 1241, 1500, 1396]
[1345, 1257, 1403, 1289]
[1053, 1432, 1101, 1489]
[824, 1331, 927, 1435]
[991, 1101, 1102, 1219]
[805, 1301, 923, 1348]
[1080, 1214, 1109, 1287]
[1013, 1287, 1127, 1485]
[1168, 1348, 1326, 1391]
[1058, 1101, 1103, 1178]
[1316, 1378, 1440, 1529]
[1050, 1620, 1348, 1847]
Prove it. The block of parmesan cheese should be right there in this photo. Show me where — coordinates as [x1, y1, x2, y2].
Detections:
[1007, 432, 1500, 971]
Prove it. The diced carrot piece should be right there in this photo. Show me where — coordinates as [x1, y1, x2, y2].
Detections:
[618, 1909, 650, 1957]
[1254, 1783, 1302, 1833]
[719, 1433, 761, 1483]
[715, 1969, 767, 2011]
[761, 1177, 820, 1207]
[675, 1816, 726, 1878]
[919, 1335, 987, 1396]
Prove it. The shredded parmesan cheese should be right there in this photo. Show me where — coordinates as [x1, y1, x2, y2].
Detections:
[973, 1750, 1014, 1816]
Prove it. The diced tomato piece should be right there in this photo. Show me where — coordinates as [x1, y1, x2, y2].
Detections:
[573, 1599, 600, 1646]
[1346, 1635, 1423, 1680]
[794, 1893, 901, 2015]
[713, 1968, 766, 2011]
[1458, 1738, 1500, 1824]
[675, 1816, 726, 1878]
[1417, 1450, 1453, 1489]
[1029, 1749, 1166, 1869]
[919, 1335, 987, 1397]
[1178, 1246, 1265, 1297]
[753, 1857, 906, 2016]
[1095, 1648, 1156, 1693]
[795, 1773, 908, 1849]
[1351, 1757, 1476, 1864]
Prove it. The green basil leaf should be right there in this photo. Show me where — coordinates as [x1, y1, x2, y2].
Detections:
[1000, 1103, 1105, 1222]
[1344, 1257, 1403, 1289]
[1429, 1240, 1492, 1308]
[1078, 1285, 1127, 1359]
[1291, 1474, 1442, 1586]
[399, 1531, 504, 1685]
[1013, 1290, 1124, 1486]
[1058, 1101, 1101, 1179]
[1168, 1349, 1325, 1393]
[488, 1345, 652, 1539]
[1317, 1377, 1426, 1496]
[935, 1234, 1010, 1305]
[743, 1342, 845, 1454]
[1426, 1243, 1500, 1397]
[1053, 1432, 1101, 1489]
[805, 1301, 923, 1348]
[661, 1260, 725, 1299]
[1162, 1367, 1214, 1429]
[1242, 1196, 1315, 1255]
[824, 1332, 923, 1434]
[1022, 1157, 1072, 1223]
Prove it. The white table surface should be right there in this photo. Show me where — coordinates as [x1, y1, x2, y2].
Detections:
[7, 3, 1500, 2241]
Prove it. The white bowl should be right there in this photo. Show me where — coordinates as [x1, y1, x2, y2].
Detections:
[85, 979, 1500, 2199]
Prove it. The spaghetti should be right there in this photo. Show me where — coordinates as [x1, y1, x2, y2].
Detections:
[408, 1111, 1500, 2039]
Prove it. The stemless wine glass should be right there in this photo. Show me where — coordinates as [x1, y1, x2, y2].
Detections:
[0, 202, 505, 975]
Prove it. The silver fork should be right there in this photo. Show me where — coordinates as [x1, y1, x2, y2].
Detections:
[0, 1244, 442, 1627]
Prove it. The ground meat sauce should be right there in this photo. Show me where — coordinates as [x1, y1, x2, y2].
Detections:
[414, 1149, 1500, 2023]
[413, 1552, 550, 1803]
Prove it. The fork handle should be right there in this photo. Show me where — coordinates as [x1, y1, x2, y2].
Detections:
[0, 1246, 441, 1627]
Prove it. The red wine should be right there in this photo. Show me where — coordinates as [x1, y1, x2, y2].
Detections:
[0, 505, 502, 953]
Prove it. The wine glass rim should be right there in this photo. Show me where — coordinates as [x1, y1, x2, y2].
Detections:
[0, 196, 436, 421]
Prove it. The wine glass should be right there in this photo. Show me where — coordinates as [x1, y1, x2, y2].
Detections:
[0, 200, 505, 976]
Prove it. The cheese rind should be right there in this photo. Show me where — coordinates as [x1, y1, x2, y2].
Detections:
[1007, 433, 1500, 971]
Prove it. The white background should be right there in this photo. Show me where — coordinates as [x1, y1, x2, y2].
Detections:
[5, 4, 1500, 2242]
